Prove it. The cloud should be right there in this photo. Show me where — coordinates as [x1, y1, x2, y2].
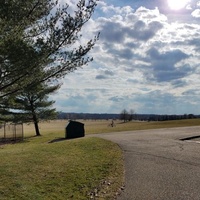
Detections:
[98, 20, 126, 43]
[147, 48, 189, 63]
[99, 3, 134, 15]
[182, 89, 200, 95]
[171, 80, 187, 88]
[97, 9, 164, 44]
[109, 96, 124, 102]
[95, 75, 107, 79]
[145, 47, 191, 82]
[107, 47, 134, 60]
[132, 90, 200, 114]
[191, 9, 200, 17]
[51, 1, 200, 114]
[104, 70, 115, 76]
[95, 69, 115, 80]
[130, 20, 163, 41]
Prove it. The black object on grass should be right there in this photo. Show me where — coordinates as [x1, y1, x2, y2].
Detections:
[65, 120, 85, 139]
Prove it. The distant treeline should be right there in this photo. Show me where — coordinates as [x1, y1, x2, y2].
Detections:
[57, 112, 200, 121]
[57, 112, 119, 120]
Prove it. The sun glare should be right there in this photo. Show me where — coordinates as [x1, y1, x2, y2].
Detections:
[168, 0, 190, 10]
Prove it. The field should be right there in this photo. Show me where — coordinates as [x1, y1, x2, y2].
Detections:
[0, 120, 126, 200]
[24, 118, 200, 137]
[1, 119, 200, 199]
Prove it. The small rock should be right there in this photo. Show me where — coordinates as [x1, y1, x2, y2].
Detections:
[121, 186, 125, 190]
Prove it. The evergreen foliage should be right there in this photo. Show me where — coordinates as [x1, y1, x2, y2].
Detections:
[0, 0, 98, 135]
[0, 0, 99, 97]
[1, 83, 59, 136]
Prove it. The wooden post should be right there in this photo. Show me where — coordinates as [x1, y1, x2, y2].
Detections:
[4, 122, 6, 139]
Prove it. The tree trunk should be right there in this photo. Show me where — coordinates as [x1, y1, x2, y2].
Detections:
[34, 121, 41, 136]
[30, 99, 41, 136]
[32, 112, 41, 136]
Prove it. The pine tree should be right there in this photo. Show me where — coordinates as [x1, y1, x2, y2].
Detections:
[2, 83, 60, 136]
[0, 0, 99, 97]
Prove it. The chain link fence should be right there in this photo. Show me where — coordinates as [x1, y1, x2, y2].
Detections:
[0, 122, 24, 142]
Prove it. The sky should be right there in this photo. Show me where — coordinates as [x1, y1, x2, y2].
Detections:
[51, 0, 200, 115]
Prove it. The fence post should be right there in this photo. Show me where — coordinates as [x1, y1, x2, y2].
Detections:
[22, 123, 24, 140]
[14, 124, 16, 141]
[4, 123, 6, 139]
[1, 122, 24, 142]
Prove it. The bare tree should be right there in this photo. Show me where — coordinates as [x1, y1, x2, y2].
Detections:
[120, 109, 129, 123]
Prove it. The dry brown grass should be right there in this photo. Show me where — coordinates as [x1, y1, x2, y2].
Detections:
[23, 118, 200, 137]
[24, 120, 67, 136]
[23, 119, 118, 136]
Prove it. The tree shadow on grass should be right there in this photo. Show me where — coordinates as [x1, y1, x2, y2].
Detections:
[0, 138, 27, 146]
[48, 138, 67, 143]
[48, 137, 78, 143]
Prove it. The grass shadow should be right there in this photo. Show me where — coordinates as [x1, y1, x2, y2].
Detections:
[48, 137, 68, 143]
[48, 137, 81, 143]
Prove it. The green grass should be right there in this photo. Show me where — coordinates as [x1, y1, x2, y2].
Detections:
[1, 118, 200, 199]
[0, 136, 123, 200]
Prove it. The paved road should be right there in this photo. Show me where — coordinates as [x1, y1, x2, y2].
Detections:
[92, 126, 200, 200]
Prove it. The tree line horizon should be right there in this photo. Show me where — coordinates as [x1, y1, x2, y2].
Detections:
[57, 111, 198, 122]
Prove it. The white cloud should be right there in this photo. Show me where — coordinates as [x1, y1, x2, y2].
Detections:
[197, 1, 200, 7]
[135, 6, 168, 22]
[191, 9, 200, 17]
[51, 1, 200, 114]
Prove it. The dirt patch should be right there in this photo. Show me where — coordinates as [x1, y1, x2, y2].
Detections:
[0, 139, 23, 146]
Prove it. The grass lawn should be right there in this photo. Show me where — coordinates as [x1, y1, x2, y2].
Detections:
[0, 121, 123, 200]
[23, 118, 200, 136]
[0, 136, 123, 199]
[1, 118, 200, 199]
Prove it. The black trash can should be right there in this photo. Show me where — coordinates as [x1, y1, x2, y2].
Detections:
[65, 120, 85, 139]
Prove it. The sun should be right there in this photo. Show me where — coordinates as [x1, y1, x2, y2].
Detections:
[168, 0, 190, 10]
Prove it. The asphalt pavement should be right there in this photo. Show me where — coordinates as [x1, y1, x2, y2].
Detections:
[92, 126, 200, 200]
